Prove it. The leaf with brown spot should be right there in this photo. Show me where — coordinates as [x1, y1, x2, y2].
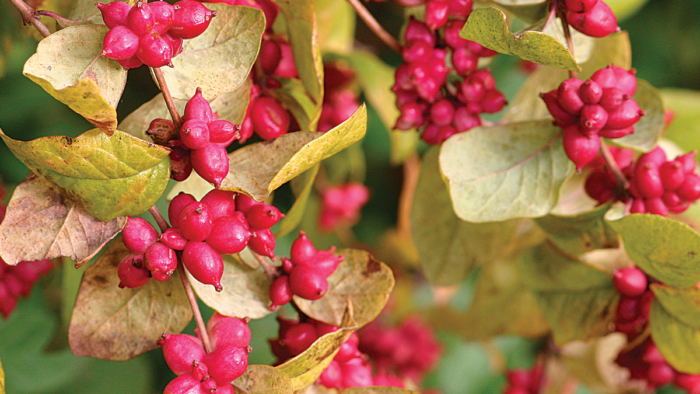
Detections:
[68, 241, 192, 360]
[277, 307, 356, 391]
[233, 365, 294, 394]
[0, 176, 125, 266]
[294, 249, 394, 328]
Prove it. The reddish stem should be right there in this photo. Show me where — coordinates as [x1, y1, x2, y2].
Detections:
[251, 251, 278, 278]
[8, 0, 51, 37]
[558, 9, 577, 79]
[346, 0, 401, 53]
[34, 10, 91, 27]
[600, 141, 630, 189]
[153, 67, 183, 130]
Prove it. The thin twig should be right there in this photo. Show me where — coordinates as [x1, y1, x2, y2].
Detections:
[8, 0, 51, 37]
[600, 141, 630, 189]
[252, 251, 278, 278]
[178, 262, 213, 353]
[153, 67, 183, 130]
[559, 11, 577, 79]
[543, 0, 558, 32]
[397, 153, 420, 236]
[34, 10, 91, 28]
[148, 205, 170, 232]
[346, 0, 400, 53]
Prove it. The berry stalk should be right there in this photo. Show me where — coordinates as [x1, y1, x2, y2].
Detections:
[153, 67, 183, 130]
[558, 10, 577, 79]
[8, 0, 51, 37]
[149, 205, 214, 353]
[345, 0, 401, 53]
[599, 140, 630, 189]
[252, 251, 278, 278]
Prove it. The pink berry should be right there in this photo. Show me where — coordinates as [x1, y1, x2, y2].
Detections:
[122, 216, 159, 255]
[453, 106, 481, 132]
[451, 48, 478, 76]
[202, 344, 249, 384]
[472, 69, 497, 90]
[169, 192, 197, 228]
[191, 143, 230, 187]
[273, 40, 298, 78]
[629, 198, 646, 214]
[481, 90, 507, 113]
[566, 0, 618, 38]
[184, 88, 215, 123]
[541, 90, 576, 125]
[159, 227, 188, 251]
[161, 32, 184, 57]
[163, 373, 207, 394]
[235, 194, 262, 214]
[250, 97, 290, 140]
[117, 254, 150, 289]
[402, 39, 433, 64]
[201, 189, 237, 220]
[248, 229, 276, 258]
[289, 265, 328, 300]
[150, 1, 175, 34]
[616, 297, 639, 321]
[611, 66, 638, 96]
[506, 369, 531, 388]
[309, 250, 342, 278]
[425, 0, 450, 30]
[395, 102, 424, 131]
[648, 362, 676, 386]
[200, 378, 217, 392]
[319, 360, 342, 388]
[599, 87, 628, 112]
[245, 204, 284, 230]
[206, 214, 251, 255]
[460, 77, 485, 103]
[208, 316, 251, 349]
[662, 191, 682, 207]
[562, 124, 600, 170]
[171, 0, 216, 39]
[660, 160, 686, 191]
[96, 1, 130, 28]
[404, 18, 435, 47]
[645, 197, 669, 216]
[116, 55, 144, 70]
[678, 151, 697, 174]
[182, 241, 224, 291]
[283, 322, 318, 355]
[178, 202, 214, 242]
[340, 358, 374, 388]
[127, 3, 155, 36]
[158, 333, 206, 375]
[637, 147, 668, 168]
[144, 242, 178, 281]
[677, 174, 700, 202]
[137, 32, 173, 68]
[102, 25, 139, 60]
[269, 275, 293, 309]
[613, 267, 647, 297]
[564, 0, 597, 13]
[579, 104, 608, 135]
[449, 0, 473, 17]
[290, 231, 316, 265]
[579, 79, 603, 104]
[634, 163, 664, 198]
[258, 37, 282, 74]
[557, 78, 585, 115]
[605, 99, 645, 129]
[443, 19, 468, 49]
[208, 120, 239, 145]
[180, 120, 210, 150]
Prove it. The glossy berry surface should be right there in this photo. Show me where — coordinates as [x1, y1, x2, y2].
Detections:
[171, 0, 216, 39]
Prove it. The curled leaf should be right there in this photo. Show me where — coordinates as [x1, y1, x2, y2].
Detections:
[233, 365, 294, 394]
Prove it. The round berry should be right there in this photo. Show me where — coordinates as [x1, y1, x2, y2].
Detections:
[137, 32, 173, 68]
[246, 204, 284, 230]
[201, 189, 237, 220]
[182, 241, 224, 291]
[149, 1, 175, 34]
[613, 267, 647, 297]
[250, 97, 290, 140]
[96, 1, 131, 29]
[126, 2, 155, 37]
[144, 241, 178, 281]
[178, 202, 214, 242]
[208, 315, 251, 349]
[283, 322, 318, 355]
[117, 254, 150, 289]
[168, 192, 197, 228]
[157, 333, 206, 376]
[171, 0, 216, 39]
[102, 25, 139, 60]
[557, 78, 585, 115]
[122, 216, 159, 255]
[179, 120, 210, 150]
[248, 229, 276, 258]
[289, 265, 328, 300]
[206, 214, 250, 255]
[191, 143, 230, 187]
[159, 227, 188, 251]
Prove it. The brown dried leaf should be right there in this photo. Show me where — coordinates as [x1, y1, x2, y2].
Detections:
[0, 176, 125, 266]
[69, 241, 192, 360]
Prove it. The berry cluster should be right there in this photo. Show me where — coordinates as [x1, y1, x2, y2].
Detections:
[160, 312, 251, 394]
[502, 365, 544, 394]
[541, 65, 645, 169]
[318, 183, 369, 232]
[561, 0, 619, 38]
[585, 147, 700, 216]
[269, 231, 343, 309]
[358, 316, 442, 384]
[393, 12, 507, 145]
[318, 61, 361, 133]
[611, 267, 653, 340]
[98, 0, 215, 69]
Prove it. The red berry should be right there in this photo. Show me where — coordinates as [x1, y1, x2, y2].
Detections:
[677, 174, 700, 201]
[117, 254, 150, 289]
[460, 78, 485, 103]
[449, 0, 473, 17]
[506, 369, 531, 388]
[562, 124, 600, 170]
[402, 39, 433, 64]
[340, 358, 373, 388]
[451, 48, 478, 76]
[579, 79, 604, 104]
[283, 322, 318, 355]
[395, 102, 424, 130]
[102, 25, 139, 60]
[629, 198, 646, 214]
[208, 315, 251, 349]
[660, 160, 686, 191]
[613, 267, 647, 297]
[202, 345, 249, 384]
[206, 214, 250, 255]
[182, 241, 224, 291]
[248, 229, 276, 258]
[161, 32, 184, 57]
[116, 54, 144, 69]
[637, 147, 667, 168]
[122, 216, 158, 255]
[250, 97, 290, 140]
[246, 204, 284, 230]
[319, 360, 342, 388]
[269, 275, 293, 309]
[566, 0, 618, 38]
[137, 32, 173, 68]
[289, 265, 328, 300]
[425, 0, 450, 30]
[634, 163, 664, 198]
[564, 0, 597, 13]
[308, 250, 342, 278]
[208, 120, 239, 145]
[159, 227, 188, 251]
[96, 1, 130, 28]
[481, 90, 507, 113]
[191, 143, 230, 187]
[616, 297, 639, 321]
[598, 126, 633, 139]
[290, 231, 316, 265]
[258, 37, 282, 74]
[179, 120, 210, 150]
[599, 87, 628, 112]
[612, 66, 638, 96]
[648, 362, 676, 386]
[579, 104, 608, 135]
[541, 90, 577, 125]
[201, 189, 237, 220]
[235, 193, 262, 214]
[678, 151, 697, 174]
[163, 373, 207, 394]
[127, 3, 155, 36]
[605, 99, 645, 129]
[150, 1, 175, 34]
[453, 106, 481, 132]
[178, 202, 214, 242]
[158, 333, 206, 375]
[171, 0, 216, 39]
[591, 66, 618, 89]
[184, 88, 215, 123]
[169, 192, 197, 228]
[144, 242, 178, 281]
[443, 19, 468, 49]
[404, 18, 435, 47]
[273, 40, 298, 78]
[557, 78, 585, 115]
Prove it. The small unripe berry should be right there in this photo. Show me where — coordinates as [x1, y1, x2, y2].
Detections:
[144, 242, 178, 281]
[191, 143, 230, 187]
[248, 229, 276, 258]
[201, 344, 249, 384]
[122, 217, 159, 255]
[613, 267, 647, 297]
[168, 192, 197, 228]
[206, 214, 250, 255]
[289, 265, 328, 300]
[171, 0, 216, 39]
[117, 254, 150, 289]
[158, 333, 206, 375]
[251, 97, 290, 140]
[102, 26, 139, 60]
[96, 1, 130, 29]
[183, 241, 224, 291]
[180, 120, 210, 150]
[127, 3, 155, 37]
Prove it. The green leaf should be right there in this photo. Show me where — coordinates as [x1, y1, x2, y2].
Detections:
[612, 79, 665, 152]
[119, 80, 251, 141]
[313, 0, 355, 54]
[220, 105, 367, 200]
[22, 25, 126, 134]
[0, 354, 4, 394]
[275, 0, 324, 125]
[651, 285, 700, 329]
[607, 213, 700, 289]
[294, 249, 394, 328]
[277, 308, 356, 391]
[0, 128, 171, 221]
[607, 0, 650, 21]
[276, 164, 320, 238]
[516, 243, 618, 345]
[459, 7, 580, 71]
[0, 176, 126, 266]
[187, 255, 273, 319]
[504, 32, 631, 123]
[159, 4, 264, 100]
[411, 147, 520, 285]
[428, 260, 550, 340]
[347, 50, 418, 164]
[274, 78, 318, 131]
[650, 298, 700, 374]
[660, 88, 700, 153]
[234, 365, 294, 394]
[439, 120, 574, 222]
[491, 0, 548, 24]
[68, 241, 192, 360]
[534, 204, 619, 256]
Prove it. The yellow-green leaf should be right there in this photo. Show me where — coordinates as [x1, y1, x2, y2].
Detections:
[294, 249, 394, 328]
[651, 285, 700, 329]
[277, 307, 356, 391]
[534, 203, 619, 256]
[186, 255, 273, 319]
[313, 0, 355, 54]
[439, 119, 574, 222]
[607, 213, 700, 289]
[274, 78, 318, 130]
[23, 25, 126, 134]
[159, 4, 264, 100]
[0, 176, 125, 266]
[411, 147, 519, 285]
[612, 79, 665, 152]
[276, 163, 320, 238]
[460, 7, 580, 71]
[0, 353, 4, 394]
[491, 0, 548, 24]
[0, 128, 171, 221]
[68, 241, 192, 360]
[220, 105, 367, 200]
[650, 298, 700, 374]
[234, 365, 294, 394]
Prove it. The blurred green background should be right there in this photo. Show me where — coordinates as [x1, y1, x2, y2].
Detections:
[1, 0, 700, 392]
